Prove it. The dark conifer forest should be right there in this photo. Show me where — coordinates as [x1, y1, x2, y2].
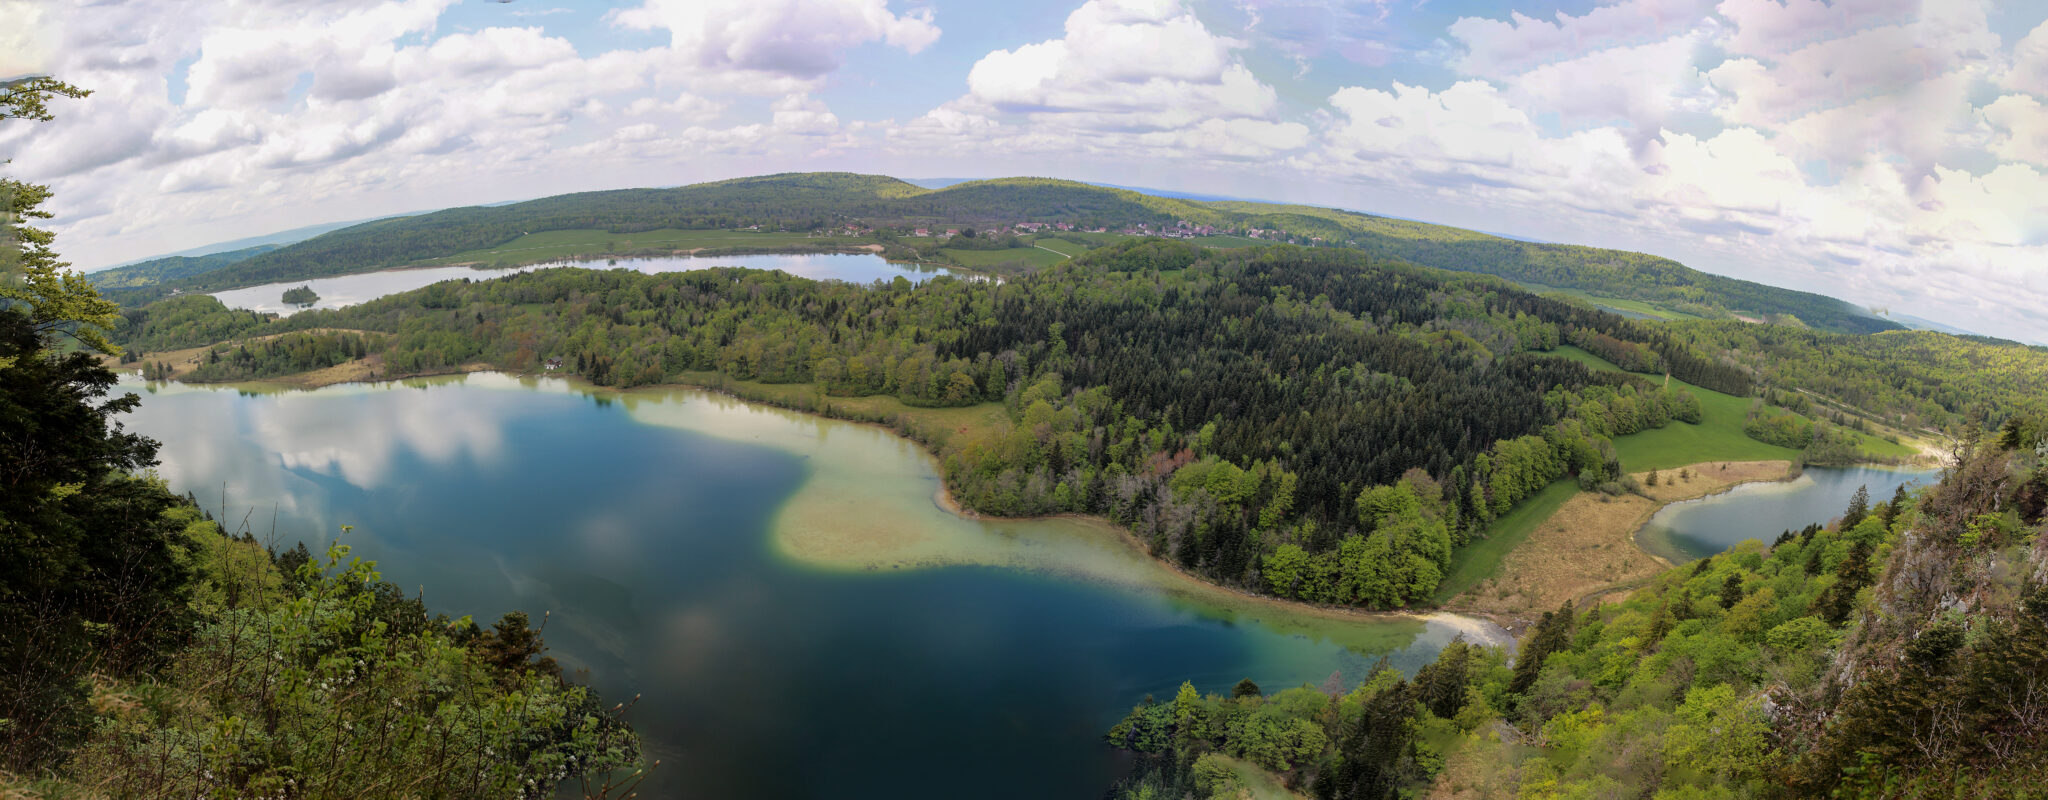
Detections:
[130, 242, 1745, 607]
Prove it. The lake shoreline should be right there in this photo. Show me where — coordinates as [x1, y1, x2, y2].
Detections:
[195, 250, 978, 317]
[123, 361, 1857, 643]
[134, 364, 1515, 649]
[1632, 462, 1939, 564]
[1442, 460, 1797, 625]
[930, 482, 1514, 648]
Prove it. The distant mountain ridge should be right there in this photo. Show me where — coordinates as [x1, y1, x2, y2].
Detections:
[135, 172, 1899, 335]
[86, 244, 280, 290]
[97, 212, 430, 266]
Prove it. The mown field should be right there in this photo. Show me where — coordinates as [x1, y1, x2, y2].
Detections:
[1549, 346, 1916, 470]
[931, 245, 1070, 270]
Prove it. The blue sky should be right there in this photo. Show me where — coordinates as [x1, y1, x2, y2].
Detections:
[4, 0, 2047, 341]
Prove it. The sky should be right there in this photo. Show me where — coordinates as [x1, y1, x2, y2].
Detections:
[3, 0, 2047, 341]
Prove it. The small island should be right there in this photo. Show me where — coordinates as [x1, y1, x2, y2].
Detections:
[281, 285, 319, 307]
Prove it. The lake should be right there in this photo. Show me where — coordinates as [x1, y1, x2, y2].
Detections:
[209, 253, 967, 315]
[122, 373, 1479, 798]
[1635, 465, 1940, 562]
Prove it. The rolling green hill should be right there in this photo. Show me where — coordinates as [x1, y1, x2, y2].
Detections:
[85, 243, 278, 290]
[1204, 199, 1893, 333]
[148, 172, 1899, 335]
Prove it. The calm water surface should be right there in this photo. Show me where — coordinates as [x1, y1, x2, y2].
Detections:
[210, 253, 966, 315]
[1636, 465, 1939, 562]
[124, 374, 1461, 799]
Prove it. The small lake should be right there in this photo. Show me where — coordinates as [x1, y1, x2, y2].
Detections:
[1636, 465, 1940, 562]
[122, 373, 1476, 798]
[209, 253, 967, 315]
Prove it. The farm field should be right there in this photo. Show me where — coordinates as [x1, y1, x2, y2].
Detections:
[932, 245, 1070, 270]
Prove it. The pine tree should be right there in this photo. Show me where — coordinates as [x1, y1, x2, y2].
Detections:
[1719, 572, 1744, 609]
[1510, 601, 1575, 697]
[1841, 484, 1871, 530]
[1882, 483, 1909, 529]
[1817, 540, 1873, 625]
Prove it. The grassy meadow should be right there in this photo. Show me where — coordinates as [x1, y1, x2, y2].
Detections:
[1549, 346, 1916, 471]
[1434, 479, 1579, 605]
[931, 245, 1070, 270]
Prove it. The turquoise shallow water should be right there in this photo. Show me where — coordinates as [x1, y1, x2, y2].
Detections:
[1636, 465, 1940, 562]
[124, 374, 1458, 798]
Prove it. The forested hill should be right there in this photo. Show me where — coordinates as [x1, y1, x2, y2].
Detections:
[85, 243, 278, 291]
[159, 173, 1205, 291]
[145, 172, 1894, 334]
[127, 242, 1750, 609]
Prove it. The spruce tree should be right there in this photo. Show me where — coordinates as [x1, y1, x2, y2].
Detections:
[1842, 484, 1871, 530]
[1720, 572, 1745, 609]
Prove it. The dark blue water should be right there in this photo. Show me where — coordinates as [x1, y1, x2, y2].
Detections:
[126, 375, 1454, 798]
[1637, 465, 1939, 562]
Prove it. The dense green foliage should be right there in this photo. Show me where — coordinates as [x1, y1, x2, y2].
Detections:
[3, 298, 637, 794]
[1116, 425, 2048, 798]
[112, 294, 273, 352]
[183, 330, 383, 382]
[188, 244, 1738, 607]
[2, 82, 642, 795]
[1108, 640, 1492, 800]
[1781, 424, 2048, 796]
[281, 284, 319, 306]
[85, 243, 278, 290]
[60, 531, 643, 798]
[0, 308, 194, 768]
[128, 173, 1897, 335]
[1684, 320, 2048, 432]
[1740, 406, 1866, 465]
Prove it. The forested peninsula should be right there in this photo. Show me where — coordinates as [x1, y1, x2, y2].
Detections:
[91, 234, 2048, 797]
[109, 239, 2002, 612]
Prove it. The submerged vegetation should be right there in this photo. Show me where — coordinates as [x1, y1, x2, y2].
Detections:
[130, 242, 1757, 609]
[107, 232, 2017, 613]
[18, 67, 2048, 796]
